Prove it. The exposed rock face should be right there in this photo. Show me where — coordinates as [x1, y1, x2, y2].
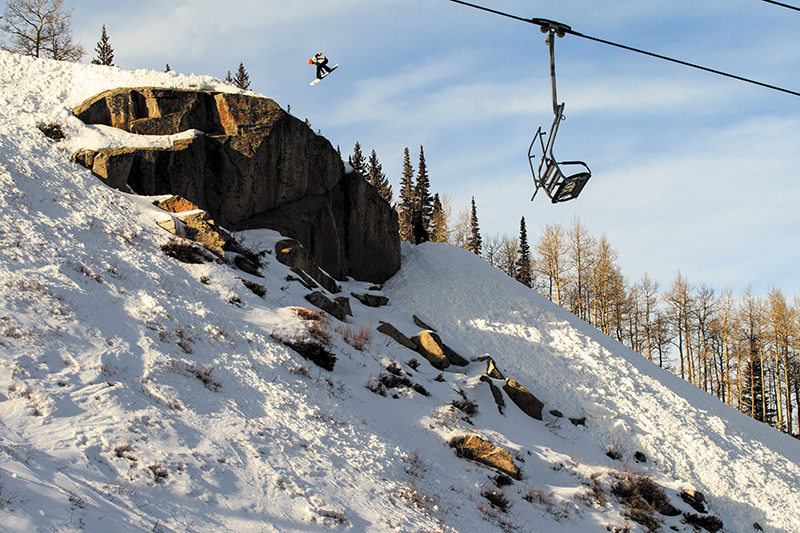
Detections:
[72, 87, 400, 284]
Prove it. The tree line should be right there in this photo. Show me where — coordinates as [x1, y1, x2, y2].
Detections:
[349, 141, 800, 437]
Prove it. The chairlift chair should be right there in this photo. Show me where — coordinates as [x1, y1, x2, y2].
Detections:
[529, 24, 591, 204]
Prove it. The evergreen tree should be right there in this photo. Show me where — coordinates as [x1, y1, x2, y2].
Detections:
[165, 63, 171, 72]
[516, 216, 533, 287]
[431, 193, 448, 243]
[232, 62, 250, 90]
[398, 147, 415, 242]
[414, 145, 433, 226]
[348, 141, 366, 175]
[91, 24, 114, 66]
[225, 70, 232, 83]
[467, 197, 482, 255]
[367, 149, 392, 204]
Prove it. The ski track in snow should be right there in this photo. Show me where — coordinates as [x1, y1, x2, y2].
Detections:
[0, 50, 798, 533]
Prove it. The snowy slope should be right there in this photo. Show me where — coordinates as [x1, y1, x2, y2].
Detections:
[0, 51, 798, 533]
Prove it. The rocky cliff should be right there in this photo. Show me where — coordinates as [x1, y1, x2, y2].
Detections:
[72, 87, 400, 284]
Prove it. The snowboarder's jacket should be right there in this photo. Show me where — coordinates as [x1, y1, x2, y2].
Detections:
[312, 53, 328, 67]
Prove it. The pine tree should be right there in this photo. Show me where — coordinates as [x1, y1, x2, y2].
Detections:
[348, 141, 366, 175]
[225, 70, 232, 83]
[414, 146, 433, 226]
[398, 147, 415, 242]
[367, 150, 392, 204]
[232, 62, 250, 90]
[516, 216, 533, 287]
[165, 63, 171, 72]
[467, 197, 482, 255]
[91, 24, 114, 66]
[431, 193, 448, 243]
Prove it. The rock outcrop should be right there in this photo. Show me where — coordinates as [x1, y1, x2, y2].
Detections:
[72, 87, 400, 284]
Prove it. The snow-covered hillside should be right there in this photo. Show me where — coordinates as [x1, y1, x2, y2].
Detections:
[1, 51, 798, 533]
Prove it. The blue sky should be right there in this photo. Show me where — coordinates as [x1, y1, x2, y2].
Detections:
[69, 0, 800, 296]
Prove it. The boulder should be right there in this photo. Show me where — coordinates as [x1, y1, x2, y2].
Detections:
[479, 375, 506, 414]
[73, 87, 400, 284]
[304, 291, 348, 322]
[411, 330, 469, 368]
[503, 379, 544, 421]
[450, 434, 521, 480]
[351, 291, 389, 308]
[549, 409, 563, 418]
[153, 195, 227, 258]
[680, 489, 707, 513]
[333, 296, 353, 317]
[412, 314, 437, 332]
[410, 331, 450, 370]
[275, 239, 339, 294]
[376, 322, 417, 350]
[477, 355, 505, 380]
[569, 417, 586, 427]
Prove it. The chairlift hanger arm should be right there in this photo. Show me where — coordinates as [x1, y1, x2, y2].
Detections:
[446, 0, 800, 98]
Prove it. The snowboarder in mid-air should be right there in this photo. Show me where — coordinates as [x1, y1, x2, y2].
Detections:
[309, 52, 338, 85]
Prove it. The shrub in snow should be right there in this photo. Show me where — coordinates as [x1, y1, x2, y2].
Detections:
[682, 512, 724, 533]
[611, 473, 672, 532]
[271, 331, 337, 371]
[240, 278, 266, 297]
[36, 122, 65, 141]
[161, 237, 211, 264]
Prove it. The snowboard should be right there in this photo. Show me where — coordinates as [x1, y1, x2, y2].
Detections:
[310, 64, 338, 85]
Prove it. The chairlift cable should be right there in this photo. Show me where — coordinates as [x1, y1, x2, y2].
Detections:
[760, 0, 800, 13]
[446, 0, 800, 98]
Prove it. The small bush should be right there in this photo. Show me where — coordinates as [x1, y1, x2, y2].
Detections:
[272, 331, 337, 371]
[365, 375, 387, 396]
[114, 441, 137, 461]
[493, 473, 514, 488]
[161, 237, 210, 264]
[294, 307, 328, 322]
[241, 278, 266, 297]
[386, 361, 403, 376]
[0, 472, 17, 509]
[452, 398, 479, 416]
[37, 122, 65, 141]
[407, 358, 421, 371]
[288, 364, 311, 378]
[611, 474, 667, 533]
[318, 509, 347, 524]
[481, 486, 512, 512]
[148, 462, 169, 483]
[166, 360, 222, 391]
[682, 513, 724, 533]
[338, 322, 373, 351]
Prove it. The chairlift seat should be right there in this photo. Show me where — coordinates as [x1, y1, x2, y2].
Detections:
[529, 122, 591, 204]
